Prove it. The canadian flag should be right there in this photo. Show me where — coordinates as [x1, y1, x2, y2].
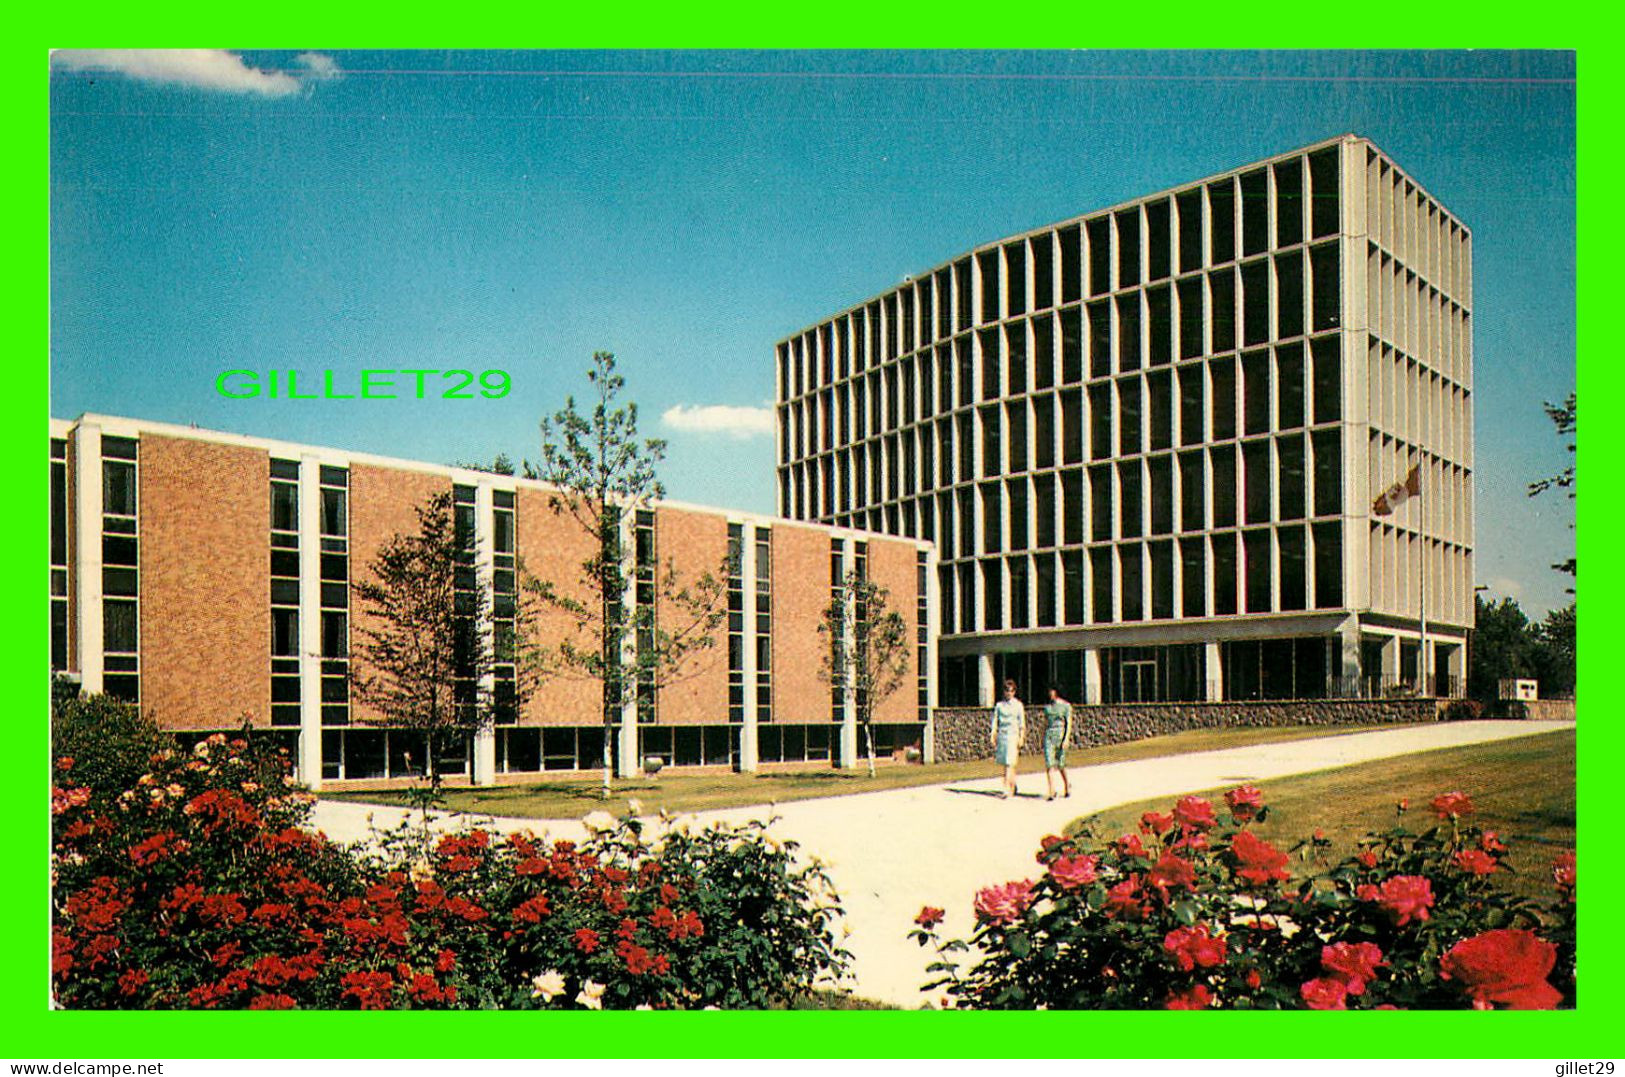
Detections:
[1372, 464, 1421, 516]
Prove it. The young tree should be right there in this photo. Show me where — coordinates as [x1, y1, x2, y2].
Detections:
[351, 491, 536, 797]
[1466, 593, 1538, 703]
[818, 570, 910, 778]
[526, 352, 729, 797]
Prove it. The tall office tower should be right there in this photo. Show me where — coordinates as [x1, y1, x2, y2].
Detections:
[776, 135, 1472, 707]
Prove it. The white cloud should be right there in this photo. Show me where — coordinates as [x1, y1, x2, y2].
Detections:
[661, 404, 774, 440]
[51, 50, 339, 97]
[1485, 577, 1526, 602]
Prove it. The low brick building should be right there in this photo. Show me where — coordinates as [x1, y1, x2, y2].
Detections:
[50, 414, 938, 788]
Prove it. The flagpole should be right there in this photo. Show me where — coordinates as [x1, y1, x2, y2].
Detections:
[1418, 451, 1428, 697]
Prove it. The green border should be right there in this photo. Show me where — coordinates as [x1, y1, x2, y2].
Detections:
[10, 21, 1613, 1059]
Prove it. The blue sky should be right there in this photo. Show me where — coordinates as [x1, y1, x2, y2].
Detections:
[49, 49, 1576, 615]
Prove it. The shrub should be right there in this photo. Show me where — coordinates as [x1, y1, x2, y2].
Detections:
[911, 787, 1575, 1010]
[52, 728, 848, 1010]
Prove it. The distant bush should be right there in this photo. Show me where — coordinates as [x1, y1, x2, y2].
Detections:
[1442, 699, 1485, 722]
[911, 787, 1574, 1010]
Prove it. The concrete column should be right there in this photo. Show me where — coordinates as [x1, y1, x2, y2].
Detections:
[296, 454, 324, 789]
[71, 423, 104, 695]
[471, 484, 497, 787]
[738, 523, 759, 773]
[1336, 615, 1363, 698]
[1084, 648, 1104, 705]
[1203, 641, 1223, 702]
[976, 651, 996, 706]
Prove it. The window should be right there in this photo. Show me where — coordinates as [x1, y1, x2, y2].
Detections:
[1033, 316, 1055, 390]
[1278, 435, 1306, 520]
[1118, 378, 1141, 456]
[1179, 451, 1204, 532]
[1148, 370, 1172, 451]
[1312, 429, 1343, 516]
[1178, 277, 1204, 359]
[1059, 225, 1082, 305]
[1033, 393, 1055, 470]
[1005, 323, 1027, 395]
[1148, 285, 1172, 366]
[1179, 363, 1205, 445]
[1062, 469, 1085, 546]
[1005, 241, 1026, 318]
[1279, 526, 1307, 611]
[1150, 540, 1174, 619]
[1032, 235, 1054, 311]
[1274, 158, 1304, 247]
[1147, 200, 1171, 281]
[1180, 537, 1206, 618]
[1118, 460, 1142, 538]
[1089, 465, 1112, 542]
[1309, 146, 1340, 238]
[1212, 532, 1238, 615]
[1007, 478, 1028, 551]
[1210, 269, 1236, 353]
[1311, 241, 1341, 332]
[1243, 440, 1272, 524]
[1063, 389, 1084, 465]
[1277, 342, 1305, 429]
[1240, 169, 1269, 256]
[1244, 529, 1272, 612]
[1211, 444, 1237, 528]
[1117, 294, 1141, 372]
[1149, 455, 1173, 535]
[1117, 209, 1140, 288]
[1311, 334, 1342, 423]
[1034, 472, 1056, 548]
[1276, 251, 1304, 340]
[1119, 544, 1143, 621]
[1210, 355, 1237, 441]
[1177, 188, 1204, 273]
[1087, 218, 1111, 297]
[1243, 350, 1271, 435]
[1035, 552, 1057, 626]
[1314, 521, 1343, 607]
[1208, 180, 1236, 265]
[1242, 260, 1270, 346]
[1060, 307, 1083, 384]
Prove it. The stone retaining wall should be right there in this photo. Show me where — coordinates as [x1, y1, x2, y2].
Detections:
[931, 698, 1440, 763]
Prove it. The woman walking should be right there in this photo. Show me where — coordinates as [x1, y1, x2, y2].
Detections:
[1042, 686, 1074, 801]
[990, 679, 1027, 799]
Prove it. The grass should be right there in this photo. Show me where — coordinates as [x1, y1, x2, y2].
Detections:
[325, 722, 1401, 820]
[1068, 728, 1576, 904]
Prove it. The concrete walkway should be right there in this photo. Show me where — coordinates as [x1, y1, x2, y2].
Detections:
[310, 718, 1573, 1008]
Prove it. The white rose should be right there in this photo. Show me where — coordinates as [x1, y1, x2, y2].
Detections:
[581, 811, 617, 832]
[576, 981, 606, 1010]
[530, 970, 567, 1002]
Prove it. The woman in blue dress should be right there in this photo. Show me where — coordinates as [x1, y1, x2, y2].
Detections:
[989, 679, 1026, 799]
[1042, 686, 1074, 801]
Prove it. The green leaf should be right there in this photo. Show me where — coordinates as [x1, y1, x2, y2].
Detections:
[1172, 899, 1198, 925]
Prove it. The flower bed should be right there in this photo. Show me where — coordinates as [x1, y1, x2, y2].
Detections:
[52, 713, 848, 1010]
[911, 786, 1575, 1009]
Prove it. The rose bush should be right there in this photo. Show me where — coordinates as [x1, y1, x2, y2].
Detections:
[52, 708, 849, 1010]
[911, 786, 1575, 1010]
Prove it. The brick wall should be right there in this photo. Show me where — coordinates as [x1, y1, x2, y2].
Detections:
[139, 435, 270, 729]
[348, 463, 450, 725]
[771, 526, 833, 725]
[865, 539, 919, 725]
[650, 506, 729, 724]
[930, 698, 1440, 762]
[515, 487, 606, 726]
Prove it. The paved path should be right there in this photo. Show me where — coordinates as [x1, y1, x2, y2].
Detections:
[311, 719, 1572, 1008]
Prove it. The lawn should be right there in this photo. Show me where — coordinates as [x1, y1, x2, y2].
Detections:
[326, 722, 1400, 819]
[1067, 728, 1576, 904]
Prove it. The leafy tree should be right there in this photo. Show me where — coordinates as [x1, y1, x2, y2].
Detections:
[818, 570, 910, 778]
[526, 352, 729, 796]
[1466, 594, 1538, 703]
[1528, 392, 1576, 585]
[351, 491, 537, 797]
[1531, 603, 1576, 698]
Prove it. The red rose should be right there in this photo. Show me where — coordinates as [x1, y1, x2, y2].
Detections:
[1357, 847, 1379, 868]
[1230, 830, 1290, 887]
[1553, 851, 1576, 899]
[1140, 811, 1176, 835]
[1244, 969, 1262, 991]
[1173, 796, 1217, 831]
[1049, 855, 1100, 890]
[573, 928, 600, 953]
[914, 905, 945, 929]
[1164, 983, 1212, 1010]
[1371, 875, 1434, 926]
[1440, 929, 1562, 1010]
[1321, 941, 1386, 995]
[1103, 878, 1144, 921]
[1301, 977, 1349, 1010]
[973, 880, 1035, 926]
[1480, 831, 1506, 854]
[1148, 852, 1197, 897]
[1111, 833, 1148, 859]
[1453, 849, 1498, 876]
[1430, 790, 1475, 819]
[1163, 924, 1228, 972]
[1224, 785, 1265, 822]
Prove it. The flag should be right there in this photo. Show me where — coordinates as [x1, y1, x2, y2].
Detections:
[1372, 465, 1421, 516]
